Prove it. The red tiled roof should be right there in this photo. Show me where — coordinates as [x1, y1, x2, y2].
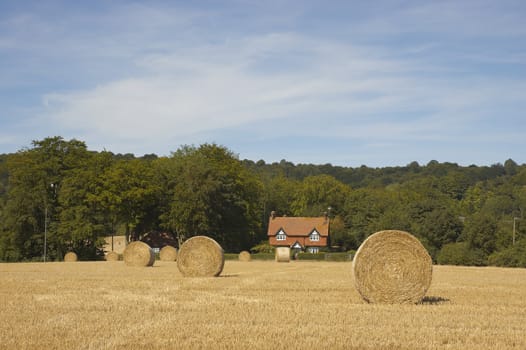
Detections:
[267, 216, 329, 237]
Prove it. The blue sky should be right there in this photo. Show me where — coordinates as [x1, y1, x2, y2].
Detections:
[1, 0, 525, 167]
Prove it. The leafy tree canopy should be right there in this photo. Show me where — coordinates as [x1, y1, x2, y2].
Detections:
[0, 137, 524, 266]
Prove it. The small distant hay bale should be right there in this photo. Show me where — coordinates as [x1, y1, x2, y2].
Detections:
[123, 241, 155, 267]
[275, 247, 290, 263]
[159, 245, 178, 261]
[64, 252, 78, 262]
[238, 251, 251, 262]
[105, 251, 119, 261]
[352, 230, 433, 304]
[177, 236, 224, 277]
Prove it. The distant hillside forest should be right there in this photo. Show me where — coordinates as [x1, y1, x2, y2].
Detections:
[1, 136, 525, 267]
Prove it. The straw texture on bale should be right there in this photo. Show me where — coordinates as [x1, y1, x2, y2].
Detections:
[105, 251, 119, 261]
[159, 245, 178, 261]
[64, 252, 78, 262]
[275, 247, 290, 263]
[177, 236, 224, 277]
[238, 251, 251, 262]
[352, 230, 433, 304]
[123, 241, 155, 267]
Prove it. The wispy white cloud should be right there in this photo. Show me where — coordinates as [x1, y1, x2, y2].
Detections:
[40, 24, 525, 158]
[1, 0, 525, 165]
[37, 36, 403, 145]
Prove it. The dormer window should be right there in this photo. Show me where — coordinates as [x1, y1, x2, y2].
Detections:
[276, 229, 287, 241]
[309, 229, 320, 242]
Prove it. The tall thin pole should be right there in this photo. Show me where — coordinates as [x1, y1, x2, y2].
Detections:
[111, 222, 114, 251]
[513, 218, 516, 246]
[44, 206, 47, 262]
[513, 217, 521, 245]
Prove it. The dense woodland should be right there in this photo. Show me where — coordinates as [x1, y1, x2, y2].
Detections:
[0, 136, 525, 267]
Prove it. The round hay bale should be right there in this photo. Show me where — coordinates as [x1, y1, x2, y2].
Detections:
[64, 252, 78, 262]
[123, 241, 155, 267]
[275, 247, 290, 263]
[352, 230, 433, 304]
[238, 250, 251, 262]
[159, 245, 178, 261]
[105, 251, 119, 261]
[177, 236, 224, 277]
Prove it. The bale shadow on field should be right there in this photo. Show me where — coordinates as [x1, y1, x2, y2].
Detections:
[218, 274, 239, 278]
[421, 296, 450, 305]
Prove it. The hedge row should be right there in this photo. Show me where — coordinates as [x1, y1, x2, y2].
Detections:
[224, 253, 275, 260]
[295, 252, 353, 261]
[224, 252, 353, 261]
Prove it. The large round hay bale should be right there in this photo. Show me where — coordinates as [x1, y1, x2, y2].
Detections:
[105, 251, 119, 261]
[275, 247, 290, 263]
[159, 245, 178, 261]
[123, 241, 155, 267]
[177, 236, 224, 277]
[64, 252, 78, 262]
[352, 230, 433, 304]
[238, 250, 251, 262]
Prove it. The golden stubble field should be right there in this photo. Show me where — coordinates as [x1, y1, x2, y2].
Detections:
[1, 260, 525, 350]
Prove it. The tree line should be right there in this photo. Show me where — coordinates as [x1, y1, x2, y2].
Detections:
[0, 136, 525, 266]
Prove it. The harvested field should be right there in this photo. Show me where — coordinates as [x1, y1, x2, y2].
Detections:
[1, 262, 525, 349]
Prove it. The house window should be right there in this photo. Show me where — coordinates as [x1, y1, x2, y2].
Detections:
[309, 230, 320, 242]
[309, 247, 319, 253]
[276, 229, 287, 241]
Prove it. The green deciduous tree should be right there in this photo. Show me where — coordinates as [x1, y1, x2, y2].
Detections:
[262, 175, 299, 218]
[437, 242, 487, 266]
[1, 137, 90, 260]
[326, 215, 355, 250]
[342, 188, 396, 249]
[291, 174, 351, 217]
[99, 158, 160, 242]
[56, 151, 114, 259]
[1, 137, 526, 266]
[159, 144, 263, 251]
[462, 212, 498, 256]
[488, 239, 526, 267]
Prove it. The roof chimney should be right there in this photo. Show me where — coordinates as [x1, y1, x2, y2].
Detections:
[270, 211, 276, 219]
[325, 206, 332, 222]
